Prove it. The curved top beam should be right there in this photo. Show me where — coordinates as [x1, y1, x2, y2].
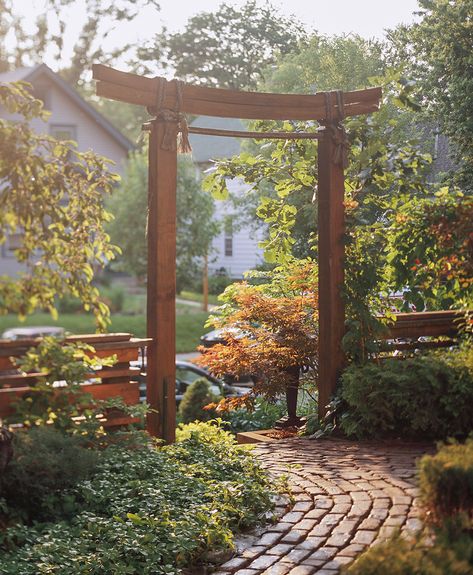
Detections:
[92, 64, 382, 122]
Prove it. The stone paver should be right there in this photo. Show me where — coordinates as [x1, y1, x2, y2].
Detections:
[216, 437, 432, 574]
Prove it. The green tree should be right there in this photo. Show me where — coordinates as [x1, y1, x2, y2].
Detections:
[388, 0, 473, 191]
[0, 82, 119, 329]
[0, 0, 160, 86]
[263, 33, 385, 94]
[108, 150, 219, 292]
[136, 1, 305, 89]
[202, 34, 401, 260]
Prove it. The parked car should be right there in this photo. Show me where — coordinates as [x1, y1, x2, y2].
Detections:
[132, 359, 247, 404]
[1, 326, 65, 340]
[199, 327, 246, 348]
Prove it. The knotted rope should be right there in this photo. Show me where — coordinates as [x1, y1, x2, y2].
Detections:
[323, 90, 349, 169]
[152, 77, 192, 154]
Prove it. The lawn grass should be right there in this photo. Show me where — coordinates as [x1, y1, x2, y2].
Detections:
[179, 290, 220, 306]
[0, 308, 211, 353]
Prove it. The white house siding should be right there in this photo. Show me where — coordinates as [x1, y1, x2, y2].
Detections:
[45, 85, 127, 175]
[208, 179, 265, 279]
[189, 117, 267, 280]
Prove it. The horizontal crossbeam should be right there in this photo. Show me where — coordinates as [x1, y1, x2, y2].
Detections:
[188, 125, 323, 140]
[93, 64, 382, 121]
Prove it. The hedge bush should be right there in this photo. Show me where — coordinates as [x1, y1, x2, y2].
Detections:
[0, 422, 277, 574]
[337, 346, 473, 439]
[344, 533, 473, 575]
[0, 427, 99, 523]
[419, 438, 473, 528]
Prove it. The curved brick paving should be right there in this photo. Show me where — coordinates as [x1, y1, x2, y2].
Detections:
[213, 438, 432, 575]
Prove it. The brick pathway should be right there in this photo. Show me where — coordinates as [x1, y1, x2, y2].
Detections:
[214, 438, 432, 575]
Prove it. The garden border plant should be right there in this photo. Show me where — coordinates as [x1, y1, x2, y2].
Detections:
[0, 420, 283, 575]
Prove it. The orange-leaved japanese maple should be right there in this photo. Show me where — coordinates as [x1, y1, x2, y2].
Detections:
[196, 259, 318, 425]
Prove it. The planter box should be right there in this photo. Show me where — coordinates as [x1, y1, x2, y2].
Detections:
[237, 428, 298, 444]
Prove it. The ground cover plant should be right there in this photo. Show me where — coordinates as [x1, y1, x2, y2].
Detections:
[0, 421, 278, 575]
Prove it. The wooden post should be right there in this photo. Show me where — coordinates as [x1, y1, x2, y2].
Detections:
[202, 254, 209, 312]
[317, 123, 346, 419]
[146, 118, 177, 442]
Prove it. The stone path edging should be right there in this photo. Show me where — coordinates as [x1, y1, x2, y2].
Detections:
[213, 438, 432, 575]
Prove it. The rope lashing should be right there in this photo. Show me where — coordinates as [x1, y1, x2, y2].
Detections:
[152, 77, 192, 154]
[323, 90, 349, 169]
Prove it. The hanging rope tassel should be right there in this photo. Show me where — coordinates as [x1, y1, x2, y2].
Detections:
[158, 109, 179, 151]
[177, 114, 192, 154]
[175, 80, 192, 154]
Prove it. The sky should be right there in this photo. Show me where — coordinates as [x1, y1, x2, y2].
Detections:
[158, 0, 420, 38]
[8, 0, 421, 72]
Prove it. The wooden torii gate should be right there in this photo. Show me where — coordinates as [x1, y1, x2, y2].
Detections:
[93, 64, 381, 442]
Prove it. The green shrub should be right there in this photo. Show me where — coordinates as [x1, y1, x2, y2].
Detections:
[224, 398, 286, 433]
[178, 378, 219, 424]
[208, 273, 234, 295]
[337, 348, 473, 439]
[419, 438, 473, 528]
[344, 534, 473, 575]
[0, 427, 99, 523]
[1, 422, 277, 574]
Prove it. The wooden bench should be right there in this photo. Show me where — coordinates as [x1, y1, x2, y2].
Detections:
[378, 310, 467, 353]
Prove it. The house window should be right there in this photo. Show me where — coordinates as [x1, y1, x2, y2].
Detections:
[50, 124, 77, 142]
[224, 216, 233, 257]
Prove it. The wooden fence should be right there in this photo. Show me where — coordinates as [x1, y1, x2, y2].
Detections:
[0, 311, 467, 430]
[0, 333, 150, 427]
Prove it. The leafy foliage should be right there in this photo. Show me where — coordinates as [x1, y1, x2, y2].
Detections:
[0, 82, 120, 330]
[419, 438, 473, 529]
[203, 67, 470, 362]
[1, 422, 277, 574]
[107, 150, 219, 292]
[223, 398, 286, 434]
[385, 190, 473, 310]
[336, 345, 473, 440]
[136, 1, 305, 89]
[197, 259, 318, 408]
[263, 33, 385, 94]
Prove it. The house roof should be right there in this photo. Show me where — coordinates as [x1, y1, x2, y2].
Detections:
[189, 116, 245, 163]
[0, 64, 133, 152]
